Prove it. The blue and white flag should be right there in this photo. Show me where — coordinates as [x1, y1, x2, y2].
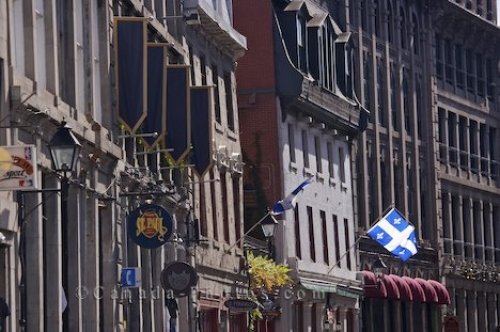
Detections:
[367, 208, 418, 261]
[271, 177, 313, 215]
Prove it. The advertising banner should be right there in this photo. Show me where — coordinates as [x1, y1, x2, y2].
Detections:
[0, 145, 38, 191]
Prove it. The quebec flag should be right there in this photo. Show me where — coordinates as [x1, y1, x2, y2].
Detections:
[367, 208, 418, 261]
[271, 177, 313, 215]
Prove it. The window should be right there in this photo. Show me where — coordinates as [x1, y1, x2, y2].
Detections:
[188, 45, 196, 85]
[416, 79, 422, 139]
[233, 177, 241, 244]
[377, 62, 385, 127]
[339, 147, 346, 183]
[210, 169, 218, 241]
[360, 1, 369, 33]
[327, 142, 334, 178]
[476, 54, 485, 97]
[302, 130, 309, 168]
[321, 211, 329, 264]
[459, 116, 467, 169]
[315, 136, 322, 173]
[200, 54, 207, 85]
[486, 58, 494, 101]
[13, 0, 25, 74]
[455, 44, 464, 89]
[307, 206, 316, 262]
[441, 193, 452, 253]
[412, 14, 419, 55]
[374, 0, 380, 37]
[220, 172, 229, 242]
[295, 204, 301, 259]
[333, 215, 340, 267]
[320, 25, 335, 91]
[363, 54, 371, 110]
[288, 124, 296, 163]
[480, 124, 488, 173]
[490, 128, 497, 177]
[387, 0, 393, 42]
[466, 49, 475, 93]
[344, 218, 352, 269]
[470, 121, 478, 171]
[448, 113, 457, 164]
[199, 182, 207, 236]
[399, 7, 407, 49]
[224, 72, 234, 130]
[390, 67, 398, 131]
[35, 0, 47, 89]
[435, 34, 443, 80]
[402, 72, 411, 134]
[444, 39, 453, 85]
[297, 14, 307, 72]
[212, 65, 221, 123]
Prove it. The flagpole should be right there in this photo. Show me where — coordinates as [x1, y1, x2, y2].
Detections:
[327, 205, 396, 275]
[327, 236, 363, 274]
[226, 211, 271, 252]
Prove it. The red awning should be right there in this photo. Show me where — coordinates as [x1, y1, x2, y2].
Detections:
[381, 275, 400, 300]
[389, 274, 413, 301]
[402, 276, 426, 303]
[361, 271, 387, 298]
[427, 279, 451, 305]
[415, 278, 438, 303]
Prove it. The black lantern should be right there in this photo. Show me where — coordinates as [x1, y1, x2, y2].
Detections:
[48, 121, 81, 174]
[261, 215, 278, 238]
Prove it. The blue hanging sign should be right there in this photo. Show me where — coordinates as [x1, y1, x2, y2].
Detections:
[128, 204, 174, 248]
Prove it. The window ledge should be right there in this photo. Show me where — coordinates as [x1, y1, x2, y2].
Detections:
[215, 122, 224, 134]
[329, 177, 336, 187]
[316, 172, 325, 184]
[227, 129, 238, 141]
[303, 167, 314, 177]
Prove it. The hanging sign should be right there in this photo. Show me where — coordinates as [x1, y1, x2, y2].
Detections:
[224, 298, 258, 312]
[0, 145, 38, 191]
[127, 203, 173, 248]
[160, 262, 197, 297]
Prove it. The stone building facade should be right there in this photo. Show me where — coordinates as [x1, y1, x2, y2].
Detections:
[234, 0, 366, 330]
[1, 0, 247, 331]
[333, 0, 499, 331]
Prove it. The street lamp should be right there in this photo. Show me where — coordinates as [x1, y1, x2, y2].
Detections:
[47, 121, 81, 331]
[260, 215, 278, 258]
[260, 215, 278, 238]
[48, 121, 82, 175]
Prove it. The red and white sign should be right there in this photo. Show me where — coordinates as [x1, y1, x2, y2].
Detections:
[0, 145, 38, 190]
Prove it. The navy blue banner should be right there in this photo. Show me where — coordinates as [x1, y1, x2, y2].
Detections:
[190, 86, 212, 176]
[142, 45, 166, 148]
[165, 66, 190, 162]
[115, 19, 147, 133]
[127, 204, 173, 249]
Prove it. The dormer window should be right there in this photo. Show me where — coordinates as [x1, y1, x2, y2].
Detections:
[297, 13, 307, 72]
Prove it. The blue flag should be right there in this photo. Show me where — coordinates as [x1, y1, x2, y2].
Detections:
[271, 177, 313, 215]
[367, 208, 418, 261]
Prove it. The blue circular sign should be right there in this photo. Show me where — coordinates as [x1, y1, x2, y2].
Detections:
[128, 203, 174, 248]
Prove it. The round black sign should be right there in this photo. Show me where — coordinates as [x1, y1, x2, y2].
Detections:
[161, 262, 197, 297]
[127, 204, 173, 249]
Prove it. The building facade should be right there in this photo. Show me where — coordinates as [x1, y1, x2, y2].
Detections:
[234, 0, 366, 330]
[431, 1, 500, 332]
[1, 0, 247, 331]
[332, 0, 499, 331]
